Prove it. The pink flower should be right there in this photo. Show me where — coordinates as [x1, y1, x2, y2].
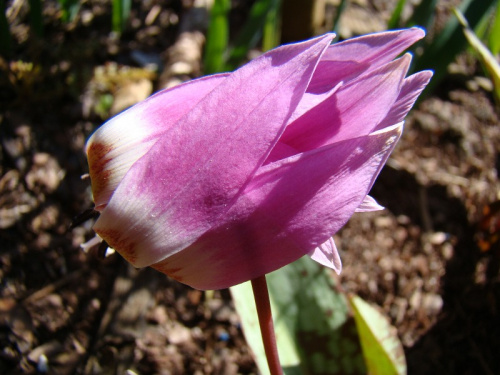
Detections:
[86, 28, 432, 290]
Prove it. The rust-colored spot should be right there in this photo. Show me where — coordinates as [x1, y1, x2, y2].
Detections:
[151, 261, 180, 276]
[170, 274, 184, 283]
[97, 228, 137, 264]
[87, 142, 113, 203]
[151, 259, 183, 282]
[476, 200, 500, 253]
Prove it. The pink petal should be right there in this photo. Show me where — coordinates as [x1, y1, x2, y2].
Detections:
[87, 74, 228, 209]
[280, 54, 411, 153]
[309, 27, 425, 93]
[151, 123, 402, 289]
[286, 81, 343, 127]
[264, 141, 299, 164]
[93, 34, 335, 267]
[356, 195, 384, 212]
[376, 70, 433, 130]
[309, 238, 342, 274]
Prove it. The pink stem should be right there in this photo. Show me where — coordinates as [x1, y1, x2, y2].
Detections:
[251, 275, 283, 375]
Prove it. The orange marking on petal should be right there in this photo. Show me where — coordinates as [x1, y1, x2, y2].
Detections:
[151, 259, 184, 280]
[87, 142, 113, 204]
[97, 228, 137, 264]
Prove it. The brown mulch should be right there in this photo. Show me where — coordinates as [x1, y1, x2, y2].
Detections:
[1, 1, 499, 374]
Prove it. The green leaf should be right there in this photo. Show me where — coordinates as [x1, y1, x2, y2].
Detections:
[412, 0, 497, 95]
[454, 7, 500, 104]
[224, 0, 276, 70]
[112, 0, 131, 34]
[262, 0, 281, 52]
[388, 0, 407, 30]
[489, 2, 500, 54]
[349, 295, 407, 375]
[231, 257, 367, 375]
[58, 0, 80, 23]
[405, 0, 437, 31]
[332, 0, 348, 37]
[203, 0, 230, 74]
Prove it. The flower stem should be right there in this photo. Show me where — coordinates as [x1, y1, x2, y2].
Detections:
[251, 275, 283, 375]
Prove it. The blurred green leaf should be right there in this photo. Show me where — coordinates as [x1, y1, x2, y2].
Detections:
[225, 0, 277, 70]
[489, 2, 500, 54]
[405, 0, 437, 31]
[454, 8, 500, 103]
[112, 0, 131, 34]
[58, 0, 80, 23]
[28, 0, 43, 37]
[94, 93, 114, 119]
[388, 0, 407, 30]
[232, 257, 367, 375]
[203, 0, 230, 74]
[231, 280, 301, 375]
[349, 295, 407, 375]
[206, 0, 282, 72]
[473, 9, 492, 41]
[332, 0, 348, 38]
[262, 0, 281, 52]
[412, 0, 497, 95]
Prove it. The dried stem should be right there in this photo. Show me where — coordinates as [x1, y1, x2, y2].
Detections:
[251, 275, 283, 375]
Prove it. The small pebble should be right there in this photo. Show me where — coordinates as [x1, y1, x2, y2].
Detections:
[218, 331, 230, 342]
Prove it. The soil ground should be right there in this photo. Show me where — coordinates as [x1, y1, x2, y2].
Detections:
[1, 1, 499, 374]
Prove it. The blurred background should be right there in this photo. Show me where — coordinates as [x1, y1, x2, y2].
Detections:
[1, 0, 499, 374]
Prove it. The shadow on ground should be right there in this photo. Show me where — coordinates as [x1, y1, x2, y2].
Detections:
[372, 166, 499, 375]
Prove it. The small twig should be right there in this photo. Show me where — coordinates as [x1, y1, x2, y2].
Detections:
[251, 275, 283, 375]
[418, 186, 433, 233]
[69, 207, 100, 230]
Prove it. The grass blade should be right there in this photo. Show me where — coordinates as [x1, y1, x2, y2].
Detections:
[203, 0, 230, 74]
[388, 0, 407, 30]
[262, 0, 281, 52]
[59, 0, 81, 23]
[412, 0, 497, 94]
[489, 2, 500, 54]
[225, 0, 276, 71]
[454, 7, 500, 103]
[405, 0, 437, 31]
[332, 0, 348, 37]
[112, 0, 132, 34]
